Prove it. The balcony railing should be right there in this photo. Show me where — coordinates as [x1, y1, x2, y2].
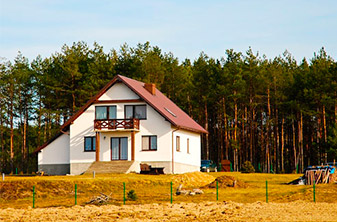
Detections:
[94, 119, 140, 130]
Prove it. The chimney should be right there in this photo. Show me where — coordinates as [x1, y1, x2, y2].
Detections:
[144, 83, 156, 95]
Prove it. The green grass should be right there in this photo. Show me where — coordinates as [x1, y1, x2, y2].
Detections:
[0, 172, 336, 209]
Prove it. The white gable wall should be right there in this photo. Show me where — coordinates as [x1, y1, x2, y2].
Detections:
[98, 82, 140, 100]
[38, 133, 70, 165]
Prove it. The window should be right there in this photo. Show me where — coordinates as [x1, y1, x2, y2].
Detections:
[125, 105, 146, 119]
[95, 106, 116, 120]
[187, 138, 190, 154]
[84, 137, 96, 152]
[176, 136, 180, 152]
[142, 136, 157, 151]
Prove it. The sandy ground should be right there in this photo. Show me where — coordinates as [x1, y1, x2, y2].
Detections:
[0, 201, 336, 222]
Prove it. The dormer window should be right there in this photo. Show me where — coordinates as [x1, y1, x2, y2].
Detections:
[125, 105, 146, 119]
[95, 106, 117, 120]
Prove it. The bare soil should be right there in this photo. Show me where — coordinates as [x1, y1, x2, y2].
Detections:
[0, 201, 336, 221]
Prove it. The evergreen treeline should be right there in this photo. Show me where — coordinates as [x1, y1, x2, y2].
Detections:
[0, 41, 336, 174]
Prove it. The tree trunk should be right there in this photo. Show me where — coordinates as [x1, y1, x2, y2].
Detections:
[23, 110, 28, 173]
[273, 76, 278, 172]
[204, 101, 209, 160]
[234, 92, 238, 171]
[9, 82, 14, 173]
[322, 105, 327, 164]
[267, 88, 271, 173]
[292, 119, 297, 172]
[317, 107, 321, 164]
[281, 118, 284, 172]
[0, 102, 4, 171]
[223, 97, 229, 160]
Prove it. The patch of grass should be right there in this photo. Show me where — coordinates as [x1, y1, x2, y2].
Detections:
[0, 172, 336, 209]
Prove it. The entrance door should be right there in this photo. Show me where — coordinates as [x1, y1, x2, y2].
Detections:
[111, 137, 128, 160]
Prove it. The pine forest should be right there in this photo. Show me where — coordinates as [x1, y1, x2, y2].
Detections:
[0, 41, 337, 174]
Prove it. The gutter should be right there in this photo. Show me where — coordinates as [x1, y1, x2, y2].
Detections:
[172, 127, 180, 174]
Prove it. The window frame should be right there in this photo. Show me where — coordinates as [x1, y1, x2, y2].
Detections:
[84, 136, 96, 152]
[95, 105, 117, 120]
[142, 135, 157, 151]
[124, 105, 147, 120]
[187, 138, 190, 154]
[176, 136, 180, 152]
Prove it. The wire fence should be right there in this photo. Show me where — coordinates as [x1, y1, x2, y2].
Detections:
[0, 179, 325, 209]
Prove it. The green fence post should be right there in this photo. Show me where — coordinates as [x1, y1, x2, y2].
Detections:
[75, 184, 77, 205]
[230, 163, 233, 172]
[16, 168, 18, 175]
[123, 182, 126, 205]
[33, 186, 35, 208]
[216, 180, 219, 201]
[258, 163, 262, 173]
[266, 180, 268, 203]
[296, 164, 299, 174]
[313, 180, 316, 203]
[170, 181, 173, 204]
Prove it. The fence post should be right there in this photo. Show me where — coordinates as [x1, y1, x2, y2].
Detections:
[216, 180, 219, 201]
[75, 184, 77, 205]
[123, 182, 126, 205]
[2, 173, 4, 181]
[33, 186, 36, 208]
[170, 181, 173, 204]
[16, 168, 18, 175]
[93, 171, 95, 179]
[313, 179, 316, 203]
[266, 180, 268, 203]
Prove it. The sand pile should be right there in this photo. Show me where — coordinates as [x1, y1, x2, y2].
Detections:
[205, 175, 248, 188]
[1, 201, 337, 222]
[172, 172, 215, 187]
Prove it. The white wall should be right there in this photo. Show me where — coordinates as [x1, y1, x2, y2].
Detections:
[70, 103, 96, 164]
[38, 133, 70, 164]
[134, 103, 172, 162]
[98, 82, 140, 100]
[173, 129, 201, 169]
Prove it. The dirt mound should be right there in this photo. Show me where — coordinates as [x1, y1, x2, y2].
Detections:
[205, 175, 248, 188]
[172, 172, 215, 188]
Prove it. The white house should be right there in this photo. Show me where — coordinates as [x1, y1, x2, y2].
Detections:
[35, 75, 208, 175]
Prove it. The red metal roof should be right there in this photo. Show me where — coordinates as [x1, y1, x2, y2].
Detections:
[118, 75, 208, 134]
[34, 75, 207, 153]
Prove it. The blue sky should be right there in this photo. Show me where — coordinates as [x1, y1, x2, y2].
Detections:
[1, 0, 337, 62]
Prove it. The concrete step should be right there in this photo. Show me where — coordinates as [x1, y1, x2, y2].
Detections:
[85, 161, 135, 174]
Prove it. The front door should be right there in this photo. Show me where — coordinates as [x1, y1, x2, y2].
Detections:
[111, 137, 128, 160]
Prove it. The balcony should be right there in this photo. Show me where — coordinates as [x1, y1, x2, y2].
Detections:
[94, 119, 140, 131]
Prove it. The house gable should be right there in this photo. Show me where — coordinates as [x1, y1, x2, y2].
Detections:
[34, 74, 207, 153]
[98, 82, 140, 101]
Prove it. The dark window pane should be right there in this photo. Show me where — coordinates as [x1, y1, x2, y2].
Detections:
[92, 138, 96, 151]
[85, 138, 92, 151]
[125, 106, 133, 119]
[150, 136, 157, 150]
[120, 138, 128, 160]
[109, 106, 116, 119]
[111, 138, 119, 160]
[135, 105, 146, 119]
[96, 107, 107, 119]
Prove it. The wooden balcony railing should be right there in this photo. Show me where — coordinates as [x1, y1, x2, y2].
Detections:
[94, 119, 140, 130]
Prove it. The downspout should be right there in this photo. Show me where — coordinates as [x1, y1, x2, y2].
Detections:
[60, 129, 69, 135]
[172, 127, 180, 174]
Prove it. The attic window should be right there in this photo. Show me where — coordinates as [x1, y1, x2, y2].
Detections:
[165, 107, 176, 117]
